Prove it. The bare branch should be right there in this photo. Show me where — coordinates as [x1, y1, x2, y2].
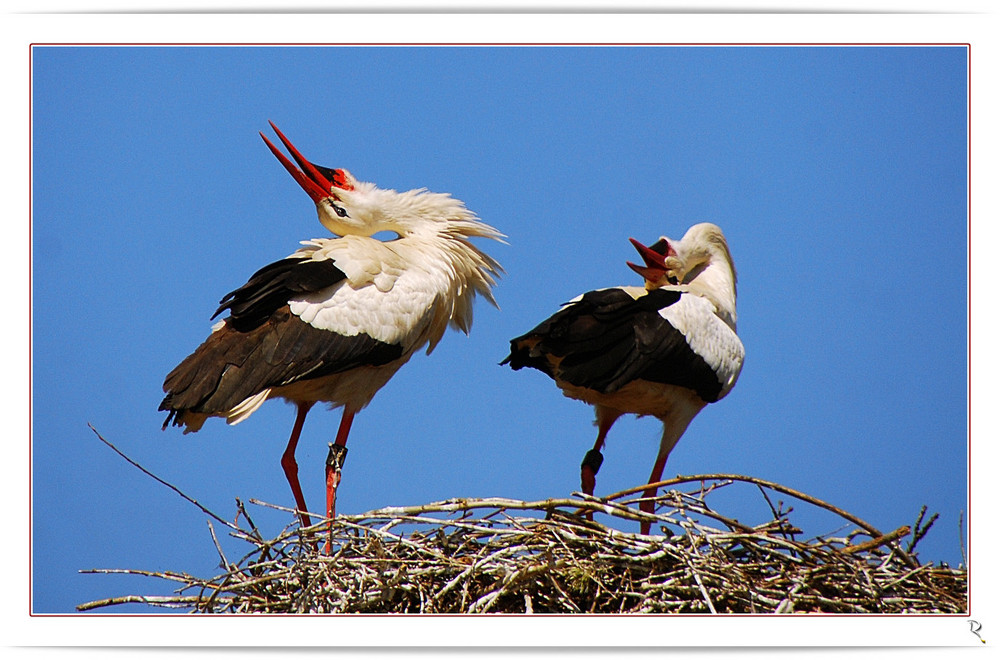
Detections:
[87, 423, 243, 534]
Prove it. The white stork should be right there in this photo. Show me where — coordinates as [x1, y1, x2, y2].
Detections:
[502, 223, 743, 533]
[161, 122, 504, 533]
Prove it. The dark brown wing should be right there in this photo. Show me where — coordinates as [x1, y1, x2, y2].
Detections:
[160, 255, 402, 428]
[160, 306, 404, 427]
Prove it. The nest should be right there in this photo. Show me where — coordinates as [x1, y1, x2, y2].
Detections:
[78, 472, 967, 614]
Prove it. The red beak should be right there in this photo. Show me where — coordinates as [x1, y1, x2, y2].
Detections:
[626, 237, 675, 283]
[260, 121, 352, 203]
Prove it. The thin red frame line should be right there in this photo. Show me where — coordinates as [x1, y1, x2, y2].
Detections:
[29, 41, 970, 46]
[965, 42, 972, 610]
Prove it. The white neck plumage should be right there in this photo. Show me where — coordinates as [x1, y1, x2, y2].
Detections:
[671, 224, 738, 331]
[683, 259, 737, 330]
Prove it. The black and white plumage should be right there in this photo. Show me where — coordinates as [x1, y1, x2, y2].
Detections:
[503, 223, 743, 533]
[161, 123, 504, 531]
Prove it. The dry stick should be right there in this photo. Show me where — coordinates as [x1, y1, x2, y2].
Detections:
[772, 581, 805, 614]
[77, 567, 219, 612]
[87, 423, 242, 534]
[244, 499, 327, 532]
[601, 473, 919, 569]
[343, 495, 626, 519]
[79, 567, 198, 583]
[958, 510, 968, 568]
[206, 521, 231, 570]
[687, 562, 717, 614]
[235, 497, 264, 541]
[604, 474, 872, 536]
[840, 525, 911, 555]
[907, 505, 928, 553]
[879, 564, 930, 592]
[756, 484, 800, 552]
[661, 495, 757, 535]
[78, 594, 218, 610]
[906, 506, 939, 554]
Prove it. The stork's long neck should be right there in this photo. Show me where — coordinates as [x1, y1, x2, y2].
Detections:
[686, 258, 738, 331]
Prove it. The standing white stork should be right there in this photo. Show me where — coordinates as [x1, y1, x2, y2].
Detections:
[161, 122, 504, 535]
[502, 223, 743, 534]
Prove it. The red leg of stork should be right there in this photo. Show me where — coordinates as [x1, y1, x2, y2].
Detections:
[280, 402, 315, 529]
[580, 427, 609, 498]
[639, 451, 670, 535]
[639, 422, 689, 534]
[324, 408, 355, 554]
[580, 408, 622, 522]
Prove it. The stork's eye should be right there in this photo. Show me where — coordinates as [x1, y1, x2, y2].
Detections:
[330, 202, 349, 218]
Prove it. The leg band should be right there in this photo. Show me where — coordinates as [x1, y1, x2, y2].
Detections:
[326, 443, 349, 471]
[581, 449, 604, 475]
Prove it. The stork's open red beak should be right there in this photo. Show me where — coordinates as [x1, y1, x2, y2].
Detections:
[260, 121, 353, 204]
[627, 237, 676, 284]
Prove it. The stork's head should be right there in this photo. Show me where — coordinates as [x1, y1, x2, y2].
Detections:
[627, 237, 683, 289]
[260, 121, 368, 235]
[261, 122, 493, 241]
[628, 223, 738, 327]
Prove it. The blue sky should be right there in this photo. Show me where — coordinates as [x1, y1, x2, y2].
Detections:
[31, 45, 968, 614]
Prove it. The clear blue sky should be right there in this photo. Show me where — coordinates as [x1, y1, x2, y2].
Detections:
[31, 45, 968, 614]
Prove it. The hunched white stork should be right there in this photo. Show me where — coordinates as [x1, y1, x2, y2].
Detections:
[502, 223, 743, 534]
[161, 122, 504, 533]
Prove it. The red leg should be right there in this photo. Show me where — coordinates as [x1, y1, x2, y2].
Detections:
[333, 408, 355, 448]
[280, 402, 314, 529]
[580, 424, 610, 497]
[581, 409, 621, 496]
[324, 408, 355, 554]
[639, 451, 670, 535]
[580, 408, 622, 523]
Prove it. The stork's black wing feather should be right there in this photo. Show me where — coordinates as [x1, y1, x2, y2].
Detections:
[213, 257, 347, 332]
[503, 287, 724, 403]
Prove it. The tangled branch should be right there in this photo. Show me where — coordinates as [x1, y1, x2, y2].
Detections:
[78, 477, 967, 614]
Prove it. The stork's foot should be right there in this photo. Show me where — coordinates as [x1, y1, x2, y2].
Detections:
[324, 443, 349, 555]
[580, 449, 604, 521]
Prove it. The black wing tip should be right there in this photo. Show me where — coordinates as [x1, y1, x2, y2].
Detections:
[158, 394, 189, 430]
[213, 257, 348, 332]
[502, 337, 555, 375]
[160, 408, 177, 430]
[500, 337, 530, 370]
[211, 300, 230, 320]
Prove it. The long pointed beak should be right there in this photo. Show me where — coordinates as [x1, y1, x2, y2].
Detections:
[627, 261, 665, 282]
[260, 121, 338, 204]
[627, 237, 674, 283]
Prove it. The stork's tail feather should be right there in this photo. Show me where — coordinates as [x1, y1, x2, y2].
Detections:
[158, 401, 209, 433]
[160, 405, 178, 430]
